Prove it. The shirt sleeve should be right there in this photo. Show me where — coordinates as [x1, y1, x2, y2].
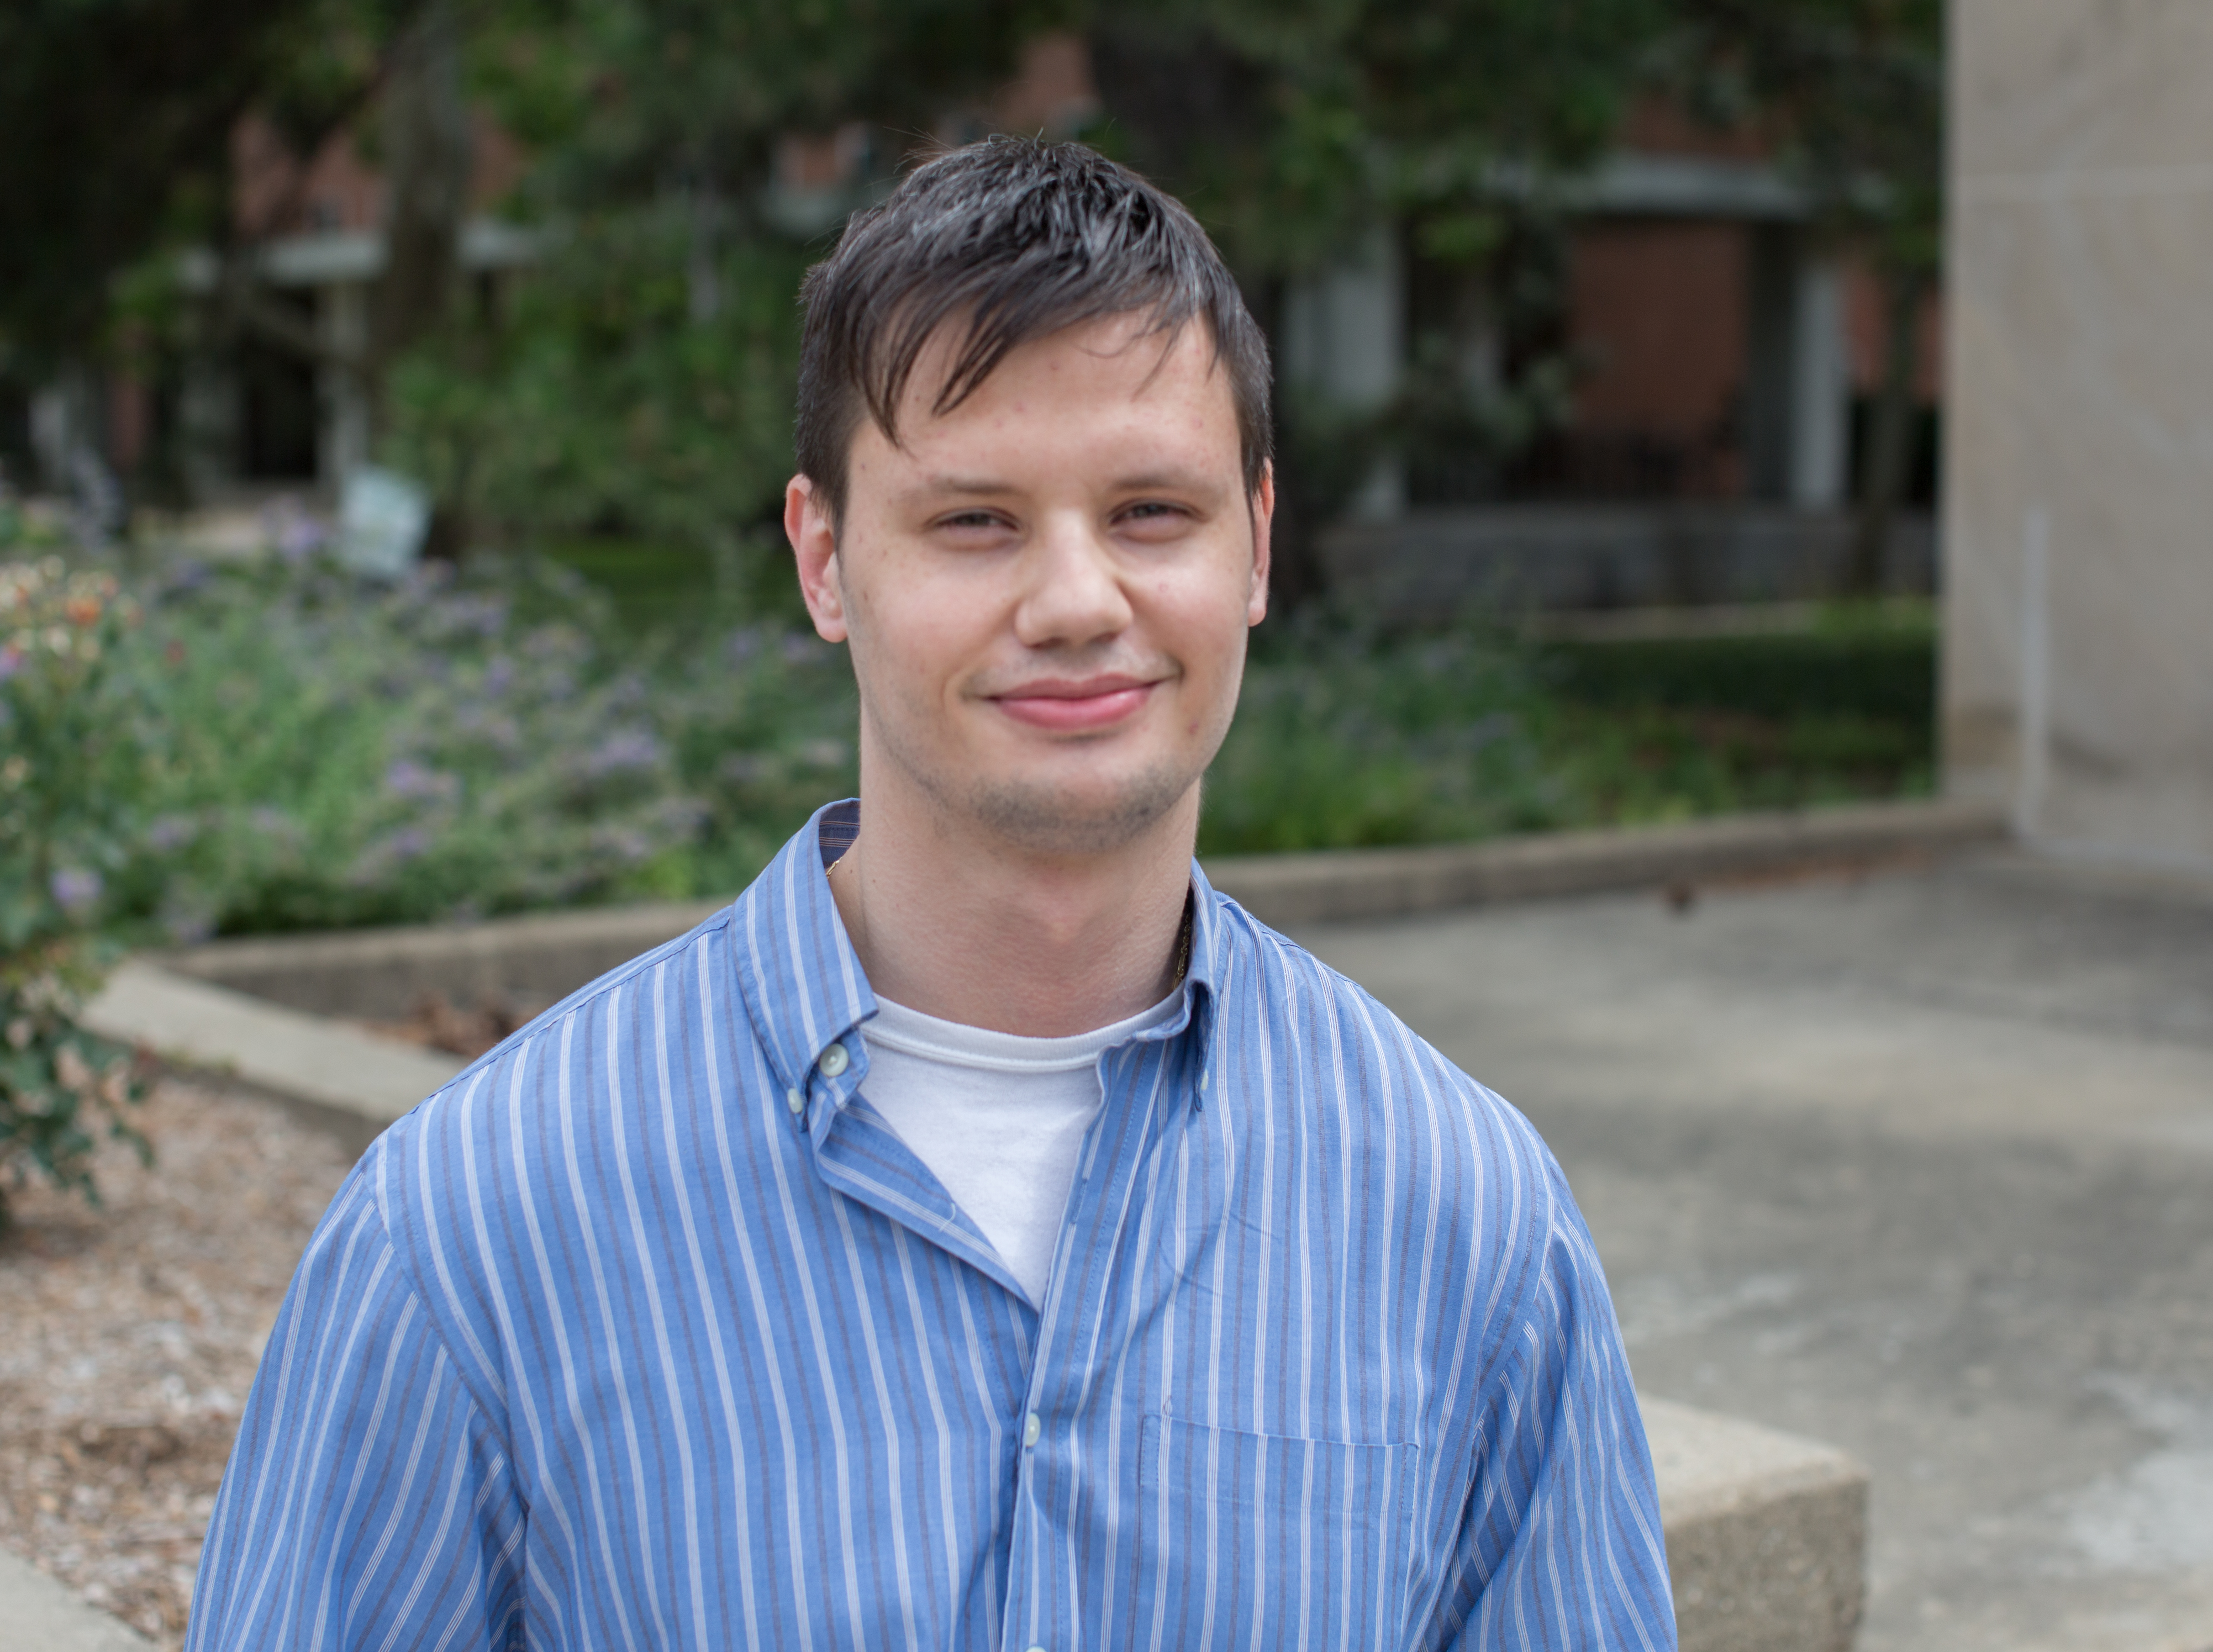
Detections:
[186, 1160, 527, 1651]
[1431, 1153, 1677, 1651]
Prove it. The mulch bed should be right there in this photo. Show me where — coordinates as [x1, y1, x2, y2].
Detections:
[0, 1079, 354, 1648]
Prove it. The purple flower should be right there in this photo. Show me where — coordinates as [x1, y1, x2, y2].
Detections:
[249, 807, 301, 842]
[594, 827, 654, 864]
[719, 752, 768, 785]
[583, 729, 664, 778]
[145, 814, 198, 852]
[50, 868, 103, 913]
[437, 595, 509, 640]
[263, 496, 330, 562]
[161, 904, 216, 947]
[384, 759, 456, 801]
[453, 705, 522, 751]
[0, 642, 22, 682]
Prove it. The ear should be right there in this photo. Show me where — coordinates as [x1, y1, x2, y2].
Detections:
[786, 474, 849, 643]
[1246, 461, 1275, 628]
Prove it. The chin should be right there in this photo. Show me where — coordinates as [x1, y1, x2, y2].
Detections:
[961, 762, 1199, 857]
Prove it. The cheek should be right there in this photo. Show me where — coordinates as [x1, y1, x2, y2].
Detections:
[849, 565, 991, 698]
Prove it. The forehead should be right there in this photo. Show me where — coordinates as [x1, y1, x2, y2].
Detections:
[869, 313, 1238, 471]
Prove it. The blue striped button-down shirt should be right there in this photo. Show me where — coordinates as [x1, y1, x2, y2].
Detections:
[187, 801, 1672, 1651]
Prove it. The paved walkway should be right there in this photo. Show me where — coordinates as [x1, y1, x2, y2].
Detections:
[1300, 848, 2213, 1652]
[0, 1547, 151, 1649]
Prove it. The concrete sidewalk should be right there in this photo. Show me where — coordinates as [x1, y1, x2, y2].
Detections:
[1300, 848, 2213, 1652]
[0, 1548, 152, 1649]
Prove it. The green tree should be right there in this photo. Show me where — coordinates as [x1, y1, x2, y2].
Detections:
[1665, 0, 1944, 586]
[384, 0, 1068, 559]
[0, 0, 341, 366]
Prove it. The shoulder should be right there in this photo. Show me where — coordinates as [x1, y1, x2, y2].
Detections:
[1206, 892, 1596, 1371]
[398, 894, 743, 1125]
[360, 906, 758, 1387]
[1208, 889, 1552, 1160]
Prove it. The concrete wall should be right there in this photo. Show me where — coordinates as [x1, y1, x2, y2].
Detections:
[1946, 0, 2213, 872]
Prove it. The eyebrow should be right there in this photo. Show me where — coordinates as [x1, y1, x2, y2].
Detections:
[908, 469, 1217, 498]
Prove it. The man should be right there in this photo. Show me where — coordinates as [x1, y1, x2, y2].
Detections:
[187, 139, 1672, 1650]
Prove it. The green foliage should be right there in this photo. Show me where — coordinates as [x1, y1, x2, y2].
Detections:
[1203, 618, 1562, 852]
[0, 0, 405, 364]
[1541, 612, 1937, 724]
[10, 507, 1927, 1003]
[116, 549, 855, 937]
[1088, 0, 1668, 273]
[0, 545, 154, 1228]
[386, 0, 1057, 557]
[1196, 609, 1933, 856]
[1662, 0, 1943, 277]
[383, 222, 811, 559]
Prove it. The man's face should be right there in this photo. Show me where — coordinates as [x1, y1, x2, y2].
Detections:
[787, 313, 1272, 856]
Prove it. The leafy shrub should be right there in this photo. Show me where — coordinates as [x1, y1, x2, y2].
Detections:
[1199, 609, 1933, 856]
[112, 549, 857, 939]
[0, 549, 153, 1227]
[383, 215, 807, 567]
[1202, 619, 1565, 853]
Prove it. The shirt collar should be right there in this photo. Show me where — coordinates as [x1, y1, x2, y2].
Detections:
[732, 797, 1225, 1109]
[731, 799, 876, 1104]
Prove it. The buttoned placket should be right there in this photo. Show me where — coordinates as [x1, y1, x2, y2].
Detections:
[996, 977, 1214, 1652]
[793, 995, 1212, 1652]
[752, 817, 1226, 1652]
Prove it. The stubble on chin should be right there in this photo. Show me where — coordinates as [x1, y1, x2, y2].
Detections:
[961, 758, 1200, 858]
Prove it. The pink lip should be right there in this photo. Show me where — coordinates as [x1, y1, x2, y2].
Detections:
[991, 676, 1159, 731]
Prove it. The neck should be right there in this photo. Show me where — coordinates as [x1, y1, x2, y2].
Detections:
[827, 774, 1196, 1038]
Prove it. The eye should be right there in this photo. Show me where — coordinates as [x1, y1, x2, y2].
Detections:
[933, 508, 1015, 537]
[1115, 500, 1194, 537]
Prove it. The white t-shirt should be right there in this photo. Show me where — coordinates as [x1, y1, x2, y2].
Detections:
[858, 990, 1181, 1307]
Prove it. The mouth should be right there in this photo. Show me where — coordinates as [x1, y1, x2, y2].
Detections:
[988, 673, 1163, 732]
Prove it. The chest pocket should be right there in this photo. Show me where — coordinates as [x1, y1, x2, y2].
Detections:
[1133, 1414, 1422, 1650]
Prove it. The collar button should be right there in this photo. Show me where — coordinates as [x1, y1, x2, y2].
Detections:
[819, 1042, 850, 1078]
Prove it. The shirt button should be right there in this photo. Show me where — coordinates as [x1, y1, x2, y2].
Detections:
[1023, 1412, 1041, 1448]
[785, 1087, 804, 1114]
[819, 1042, 850, 1077]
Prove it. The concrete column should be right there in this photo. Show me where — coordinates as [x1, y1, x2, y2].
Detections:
[1946, 0, 2213, 873]
[318, 281, 372, 488]
[1746, 228, 1850, 510]
[1282, 222, 1406, 520]
[1788, 257, 1849, 509]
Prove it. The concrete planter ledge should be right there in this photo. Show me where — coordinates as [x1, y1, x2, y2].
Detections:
[0, 1547, 155, 1650]
[1644, 1398, 1870, 1652]
[1207, 796, 2005, 927]
[152, 797, 2007, 1025]
[81, 961, 464, 1156]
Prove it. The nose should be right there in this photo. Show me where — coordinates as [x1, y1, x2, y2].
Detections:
[1011, 509, 1134, 649]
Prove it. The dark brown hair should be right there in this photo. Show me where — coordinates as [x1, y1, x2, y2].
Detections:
[794, 137, 1272, 518]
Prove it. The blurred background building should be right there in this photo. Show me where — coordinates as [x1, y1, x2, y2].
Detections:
[0, 7, 1943, 614]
